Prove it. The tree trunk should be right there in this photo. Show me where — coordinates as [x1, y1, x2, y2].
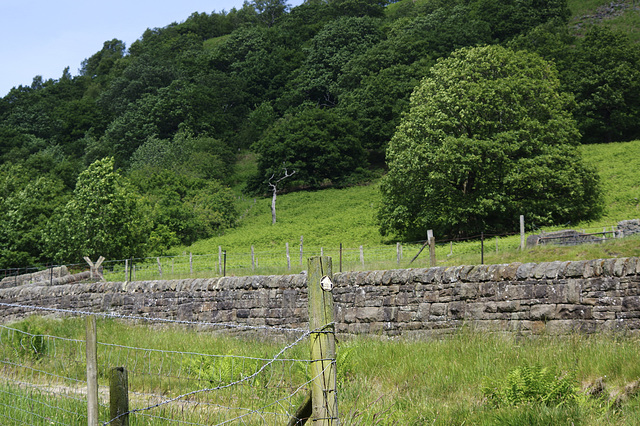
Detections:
[271, 186, 277, 224]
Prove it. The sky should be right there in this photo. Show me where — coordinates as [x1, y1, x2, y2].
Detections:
[0, 0, 304, 97]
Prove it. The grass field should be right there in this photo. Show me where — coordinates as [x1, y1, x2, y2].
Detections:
[165, 140, 640, 273]
[2, 317, 640, 425]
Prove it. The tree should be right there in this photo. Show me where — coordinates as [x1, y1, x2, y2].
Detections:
[268, 166, 295, 224]
[250, 108, 367, 191]
[378, 45, 602, 240]
[43, 158, 146, 263]
[567, 27, 640, 143]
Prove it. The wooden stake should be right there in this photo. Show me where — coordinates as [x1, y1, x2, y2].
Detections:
[427, 230, 436, 267]
[520, 215, 525, 250]
[109, 367, 129, 426]
[86, 316, 98, 426]
[307, 256, 338, 425]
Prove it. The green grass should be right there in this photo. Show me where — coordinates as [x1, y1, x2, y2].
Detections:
[568, 0, 640, 42]
[3, 318, 640, 424]
[164, 140, 640, 273]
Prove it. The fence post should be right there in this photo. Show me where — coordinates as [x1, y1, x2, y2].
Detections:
[359, 246, 364, 269]
[427, 230, 436, 267]
[286, 243, 291, 271]
[157, 257, 162, 278]
[189, 252, 193, 276]
[300, 236, 304, 267]
[251, 246, 255, 272]
[218, 246, 223, 275]
[481, 232, 484, 265]
[339, 243, 343, 273]
[307, 256, 338, 425]
[109, 367, 129, 426]
[124, 259, 129, 282]
[86, 316, 98, 426]
[520, 215, 525, 250]
[396, 242, 401, 266]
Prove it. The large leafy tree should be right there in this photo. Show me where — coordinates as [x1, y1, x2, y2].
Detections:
[378, 45, 602, 240]
[251, 108, 367, 191]
[43, 158, 146, 263]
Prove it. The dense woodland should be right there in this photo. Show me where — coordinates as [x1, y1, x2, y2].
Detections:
[1, 0, 639, 268]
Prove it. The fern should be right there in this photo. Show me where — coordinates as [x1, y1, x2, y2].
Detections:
[484, 364, 577, 407]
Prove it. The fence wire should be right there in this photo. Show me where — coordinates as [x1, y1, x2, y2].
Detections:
[0, 303, 335, 425]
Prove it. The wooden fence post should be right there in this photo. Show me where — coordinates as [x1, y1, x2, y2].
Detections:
[157, 257, 162, 278]
[86, 316, 98, 426]
[251, 246, 255, 272]
[286, 243, 291, 271]
[307, 256, 338, 425]
[124, 259, 128, 282]
[300, 235, 304, 267]
[109, 367, 129, 426]
[520, 215, 525, 250]
[189, 252, 193, 276]
[427, 230, 436, 267]
[396, 242, 401, 266]
[218, 246, 222, 275]
[359, 246, 364, 269]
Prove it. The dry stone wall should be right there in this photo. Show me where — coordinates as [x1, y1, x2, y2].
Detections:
[2, 257, 640, 336]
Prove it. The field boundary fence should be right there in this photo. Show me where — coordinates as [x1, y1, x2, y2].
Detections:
[0, 222, 629, 285]
[0, 257, 339, 425]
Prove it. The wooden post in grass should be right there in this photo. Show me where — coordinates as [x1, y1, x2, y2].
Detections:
[286, 243, 291, 271]
[396, 242, 401, 266]
[520, 215, 525, 250]
[251, 246, 255, 271]
[307, 256, 338, 425]
[109, 367, 129, 426]
[189, 252, 193, 276]
[359, 245, 364, 269]
[86, 316, 98, 426]
[218, 246, 223, 275]
[427, 230, 436, 267]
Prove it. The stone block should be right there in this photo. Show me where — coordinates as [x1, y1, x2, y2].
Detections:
[496, 301, 519, 313]
[530, 304, 556, 320]
[431, 303, 447, 316]
[556, 304, 592, 320]
[448, 301, 466, 319]
[356, 307, 383, 322]
[516, 263, 536, 280]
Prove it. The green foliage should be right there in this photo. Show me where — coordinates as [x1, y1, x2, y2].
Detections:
[379, 45, 602, 240]
[43, 157, 147, 263]
[10, 319, 48, 360]
[483, 364, 578, 407]
[129, 167, 238, 251]
[251, 108, 368, 191]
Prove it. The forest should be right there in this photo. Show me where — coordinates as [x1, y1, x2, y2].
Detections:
[1, 0, 639, 268]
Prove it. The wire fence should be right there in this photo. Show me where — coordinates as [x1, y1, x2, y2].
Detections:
[0, 223, 631, 286]
[0, 302, 337, 425]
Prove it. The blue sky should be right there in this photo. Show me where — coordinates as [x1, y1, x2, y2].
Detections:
[0, 0, 304, 97]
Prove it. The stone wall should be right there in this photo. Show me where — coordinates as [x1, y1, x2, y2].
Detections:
[2, 257, 640, 336]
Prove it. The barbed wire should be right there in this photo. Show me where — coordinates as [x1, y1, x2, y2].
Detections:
[102, 322, 333, 425]
[0, 302, 308, 334]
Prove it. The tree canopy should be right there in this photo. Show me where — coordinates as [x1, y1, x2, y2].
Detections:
[0, 0, 635, 266]
[378, 45, 602, 240]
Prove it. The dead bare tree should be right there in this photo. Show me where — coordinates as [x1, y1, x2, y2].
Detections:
[268, 166, 296, 224]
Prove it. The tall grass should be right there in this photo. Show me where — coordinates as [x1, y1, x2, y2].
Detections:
[3, 317, 640, 424]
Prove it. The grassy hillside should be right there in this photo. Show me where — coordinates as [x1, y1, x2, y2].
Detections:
[568, 0, 640, 42]
[175, 140, 640, 261]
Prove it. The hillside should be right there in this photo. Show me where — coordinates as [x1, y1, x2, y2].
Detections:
[1, 0, 640, 268]
[175, 140, 640, 256]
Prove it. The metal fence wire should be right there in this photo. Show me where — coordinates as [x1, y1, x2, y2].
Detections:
[0, 303, 338, 425]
